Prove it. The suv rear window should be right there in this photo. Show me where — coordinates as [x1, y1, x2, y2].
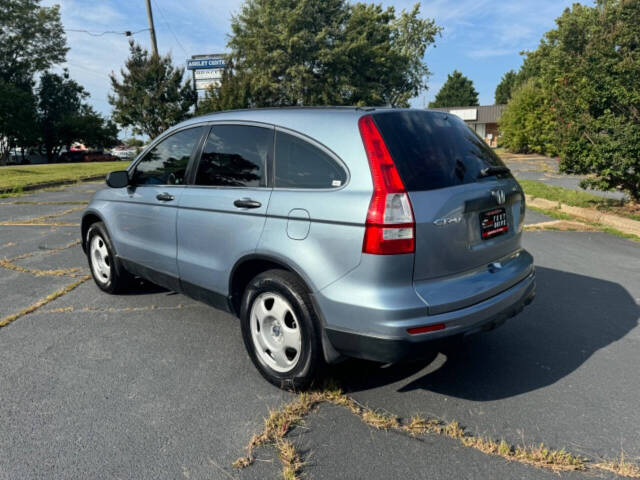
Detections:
[372, 111, 509, 192]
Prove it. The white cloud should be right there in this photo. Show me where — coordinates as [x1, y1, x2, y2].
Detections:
[465, 47, 516, 59]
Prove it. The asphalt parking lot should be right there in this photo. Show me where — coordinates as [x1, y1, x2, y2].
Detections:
[0, 182, 638, 479]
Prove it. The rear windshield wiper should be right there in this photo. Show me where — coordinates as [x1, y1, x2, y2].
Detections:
[478, 165, 511, 178]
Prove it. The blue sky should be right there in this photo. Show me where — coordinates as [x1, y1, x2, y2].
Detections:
[43, 0, 581, 123]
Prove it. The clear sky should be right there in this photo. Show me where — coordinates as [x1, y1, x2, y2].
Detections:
[42, 0, 580, 122]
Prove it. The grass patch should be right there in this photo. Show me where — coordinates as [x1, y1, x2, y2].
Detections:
[521, 179, 616, 208]
[520, 179, 640, 222]
[493, 147, 508, 157]
[360, 409, 399, 430]
[597, 453, 640, 478]
[0, 161, 130, 193]
[278, 439, 305, 480]
[527, 205, 574, 221]
[233, 390, 326, 476]
[527, 206, 640, 242]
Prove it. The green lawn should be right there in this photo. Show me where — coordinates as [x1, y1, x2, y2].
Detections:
[0, 162, 130, 193]
[520, 179, 640, 222]
[518, 179, 612, 208]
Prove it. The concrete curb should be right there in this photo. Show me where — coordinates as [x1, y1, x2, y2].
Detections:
[0, 175, 105, 195]
[526, 195, 640, 237]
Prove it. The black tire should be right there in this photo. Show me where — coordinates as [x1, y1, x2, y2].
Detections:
[86, 222, 133, 294]
[240, 269, 324, 390]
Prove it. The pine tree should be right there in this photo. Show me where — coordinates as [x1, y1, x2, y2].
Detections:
[428, 70, 479, 108]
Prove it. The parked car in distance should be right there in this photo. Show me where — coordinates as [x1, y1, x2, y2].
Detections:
[81, 107, 535, 389]
[59, 150, 118, 163]
[111, 145, 138, 160]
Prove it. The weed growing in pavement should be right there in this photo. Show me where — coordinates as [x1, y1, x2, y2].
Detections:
[0, 206, 84, 226]
[0, 258, 82, 277]
[596, 453, 640, 478]
[234, 383, 640, 480]
[0, 276, 89, 328]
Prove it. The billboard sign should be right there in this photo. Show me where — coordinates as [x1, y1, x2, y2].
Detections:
[194, 69, 223, 80]
[187, 57, 226, 70]
[450, 108, 477, 121]
[195, 79, 221, 91]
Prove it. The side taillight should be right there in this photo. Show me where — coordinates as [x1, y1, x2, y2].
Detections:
[358, 115, 415, 255]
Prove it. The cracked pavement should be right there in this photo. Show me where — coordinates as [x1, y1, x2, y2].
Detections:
[0, 181, 638, 479]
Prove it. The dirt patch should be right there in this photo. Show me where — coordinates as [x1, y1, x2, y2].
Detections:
[524, 220, 598, 232]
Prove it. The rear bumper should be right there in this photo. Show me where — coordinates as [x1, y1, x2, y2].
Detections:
[321, 270, 536, 364]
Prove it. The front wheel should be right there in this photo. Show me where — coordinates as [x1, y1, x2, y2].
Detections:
[86, 222, 133, 294]
[240, 269, 324, 390]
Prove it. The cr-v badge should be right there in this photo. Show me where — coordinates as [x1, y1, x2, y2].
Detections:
[433, 216, 462, 226]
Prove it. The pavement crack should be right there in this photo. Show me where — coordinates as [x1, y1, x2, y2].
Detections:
[0, 276, 90, 328]
[5, 201, 88, 206]
[10, 240, 81, 261]
[0, 206, 84, 226]
[233, 384, 640, 480]
[0, 258, 85, 277]
[37, 304, 202, 315]
[9, 239, 81, 261]
[0, 240, 85, 277]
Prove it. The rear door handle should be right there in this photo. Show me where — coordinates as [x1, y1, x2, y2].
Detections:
[156, 192, 174, 202]
[234, 198, 262, 209]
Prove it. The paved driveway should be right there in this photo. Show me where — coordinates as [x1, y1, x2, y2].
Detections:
[0, 183, 638, 479]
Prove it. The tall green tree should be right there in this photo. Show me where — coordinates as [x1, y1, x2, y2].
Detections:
[428, 70, 479, 108]
[37, 71, 118, 162]
[498, 79, 558, 155]
[500, 0, 640, 199]
[494, 70, 517, 104]
[0, 0, 67, 82]
[0, 78, 38, 162]
[0, 0, 68, 162]
[198, 61, 250, 113]
[215, 0, 440, 110]
[109, 41, 196, 138]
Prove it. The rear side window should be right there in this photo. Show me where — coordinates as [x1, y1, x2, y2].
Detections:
[275, 132, 346, 189]
[195, 125, 272, 187]
[133, 127, 204, 186]
[372, 111, 509, 191]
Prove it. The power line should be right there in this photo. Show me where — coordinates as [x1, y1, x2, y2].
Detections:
[151, 0, 188, 55]
[66, 62, 109, 80]
[66, 28, 150, 37]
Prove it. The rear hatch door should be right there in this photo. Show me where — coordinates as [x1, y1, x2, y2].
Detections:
[372, 110, 531, 314]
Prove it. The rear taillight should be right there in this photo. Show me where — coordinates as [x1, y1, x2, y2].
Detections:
[358, 115, 415, 255]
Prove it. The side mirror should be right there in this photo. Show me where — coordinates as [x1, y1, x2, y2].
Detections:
[106, 170, 130, 188]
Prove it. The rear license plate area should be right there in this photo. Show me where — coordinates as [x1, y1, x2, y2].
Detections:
[480, 208, 508, 240]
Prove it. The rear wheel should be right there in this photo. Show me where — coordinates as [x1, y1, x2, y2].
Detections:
[86, 222, 132, 294]
[240, 269, 323, 390]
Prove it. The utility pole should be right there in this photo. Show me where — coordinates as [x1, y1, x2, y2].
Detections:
[144, 0, 158, 57]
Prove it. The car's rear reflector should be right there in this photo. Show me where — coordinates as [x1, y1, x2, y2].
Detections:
[407, 323, 446, 335]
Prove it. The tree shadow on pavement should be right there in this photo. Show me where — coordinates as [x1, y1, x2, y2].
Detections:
[332, 266, 640, 400]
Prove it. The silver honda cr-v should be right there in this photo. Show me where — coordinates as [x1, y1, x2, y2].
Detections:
[82, 107, 535, 389]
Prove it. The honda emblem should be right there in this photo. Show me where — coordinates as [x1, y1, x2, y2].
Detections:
[492, 189, 506, 205]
